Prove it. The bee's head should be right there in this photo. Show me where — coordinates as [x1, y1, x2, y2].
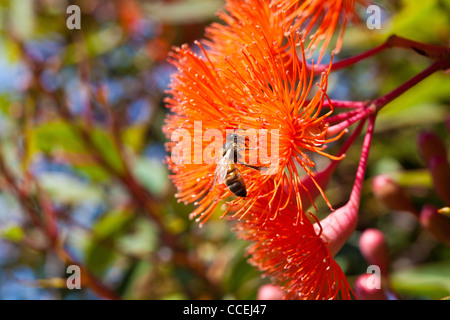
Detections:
[225, 132, 252, 150]
[227, 133, 239, 143]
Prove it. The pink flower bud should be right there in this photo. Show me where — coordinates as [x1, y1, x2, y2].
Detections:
[417, 131, 447, 166]
[359, 228, 390, 275]
[372, 175, 418, 216]
[428, 155, 450, 205]
[354, 274, 387, 300]
[420, 205, 450, 247]
[257, 284, 285, 300]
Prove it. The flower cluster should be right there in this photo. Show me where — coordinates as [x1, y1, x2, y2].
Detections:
[271, 0, 367, 61]
[164, 0, 347, 225]
[164, 0, 363, 300]
[164, 0, 450, 300]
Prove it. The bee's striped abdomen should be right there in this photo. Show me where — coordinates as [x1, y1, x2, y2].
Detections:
[225, 165, 247, 197]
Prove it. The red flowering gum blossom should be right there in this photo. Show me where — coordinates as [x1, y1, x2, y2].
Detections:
[234, 185, 354, 300]
[163, 33, 343, 225]
[271, 0, 368, 61]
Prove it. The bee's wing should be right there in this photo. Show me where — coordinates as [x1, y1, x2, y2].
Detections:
[213, 148, 232, 187]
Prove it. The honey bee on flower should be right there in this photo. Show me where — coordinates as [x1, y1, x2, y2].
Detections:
[164, 26, 345, 224]
[163, 0, 386, 300]
[213, 133, 262, 198]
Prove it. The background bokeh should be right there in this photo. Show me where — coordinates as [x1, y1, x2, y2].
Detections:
[0, 0, 449, 300]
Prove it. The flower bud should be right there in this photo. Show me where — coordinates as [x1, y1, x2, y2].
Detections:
[359, 228, 389, 275]
[257, 284, 285, 300]
[372, 175, 418, 216]
[428, 155, 450, 205]
[417, 131, 447, 166]
[354, 274, 387, 300]
[420, 205, 450, 247]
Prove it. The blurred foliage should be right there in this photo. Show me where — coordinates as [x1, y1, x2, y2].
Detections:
[0, 0, 448, 300]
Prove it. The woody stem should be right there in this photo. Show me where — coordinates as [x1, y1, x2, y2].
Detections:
[386, 35, 450, 60]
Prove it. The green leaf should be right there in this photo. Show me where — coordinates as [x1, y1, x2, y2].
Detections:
[38, 172, 104, 205]
[122, 125, 147, 153]
[221, 240, 261, 299]
[147, 0, 223, 24]
[120, 260, 155, 299]
[376, 74, 449, 132]
[84, 25, 123, 57]
[133, 157, 169, 196]
[394, 169, 433, 188]
[91, 127, 125, 174]
[85, 210, 134, 275]
[33, 278, 66, 289]
[31, 120, 84, 154]
[0, 224, 24, 242]
[117, 218, 158, 256]
[30, 120, 124, 180]
[10, 0, 35, 40]
[91, 210, 133, 238]
[385, 0, 450, 43]
[85, 242, 119, 278]
[391, 261, 450, 299]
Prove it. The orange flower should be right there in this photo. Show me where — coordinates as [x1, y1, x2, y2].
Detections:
[204, 0, 286, 62]
[272, 0, 367, 61]
[163, 0, 357, 300]
[164, 9, 344, 224]
[234, 186, 354, 300]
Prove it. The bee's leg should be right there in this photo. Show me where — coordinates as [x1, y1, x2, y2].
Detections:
[235, 145, 259, 167]
[240, 163, 261, 171]
[234, 138, 256, 152]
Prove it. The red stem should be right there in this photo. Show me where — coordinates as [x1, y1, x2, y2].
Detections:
[323, 100, 366, 109]
[327, 58, 449, 137]
[327, 106, 374, 138]
[295, 119, 367, 211]
[319, 115, 376, 256]
[309, 42, 389, 74]
[326, 107, 365, 125]
[309, 34, 450, 75]
[371, 59, 449, 111]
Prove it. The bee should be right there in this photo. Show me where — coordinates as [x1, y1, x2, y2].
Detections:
[213, 134, 260, 197]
